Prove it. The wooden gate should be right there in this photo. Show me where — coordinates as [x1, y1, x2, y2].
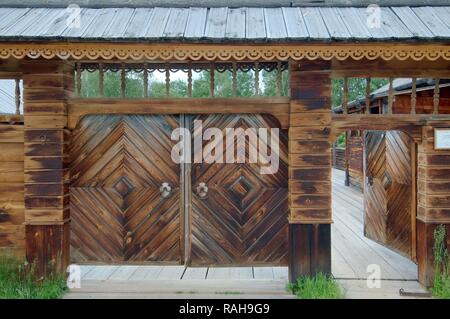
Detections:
[70, 114, 288, 265]
[189, 114, 289, 265]
[70, 115, 181, 263]
[364, 131, 414, 258]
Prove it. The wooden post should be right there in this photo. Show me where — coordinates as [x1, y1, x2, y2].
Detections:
[411, 77, 417, 115]
[143, 63, 148, 98]
[417, 122, 450, 286]
[276, 62, 282, 97]
[387, 77, 394, 114]
[433, 78, 440, 115]
[121, 63, 126, 98]
[288, 60, 332, 282]
[254, 62, 260, 96]
[345, 131, 350, 187]
[15, 79, 20, 115]
[365, 77, 371, 114]
[232, 62, 237, 97]
[187, 62, 193, 98]
[76, 63, 81, 97]
[209, 62, 215, 98]
[23, 61, 73, 277]
[165, 63, 170, 97]
[343, 77, 348, 115]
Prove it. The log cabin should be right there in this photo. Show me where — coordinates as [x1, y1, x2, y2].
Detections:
[0, 0, 449, 288]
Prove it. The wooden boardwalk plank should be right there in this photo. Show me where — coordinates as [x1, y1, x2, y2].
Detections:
[331, 169, 418, 280]
[272, 267, 288, 280]
[156, 266, 185, 280]
[207, 267, 254, 280]
[108, 265, 139, 280]
[82, 265, 119, 281]
[182, 267, 207, 280]
[128, 266, 164, 280]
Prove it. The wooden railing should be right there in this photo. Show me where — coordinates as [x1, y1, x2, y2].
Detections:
[336, 77, 449, 116]
[74, 61, 289, 99]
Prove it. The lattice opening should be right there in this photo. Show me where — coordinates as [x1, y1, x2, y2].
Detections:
[74, 62, 289, 99]
[332, 77, 450, 115]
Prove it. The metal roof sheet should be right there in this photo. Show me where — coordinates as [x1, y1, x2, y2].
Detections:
[0, 6, 448, 42]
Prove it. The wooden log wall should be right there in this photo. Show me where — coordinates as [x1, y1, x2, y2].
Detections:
[390, 87, 450, 114]
[23, 61, 73, 276]
[417, 121, 450, 286]
[0, 123, 25, 257]
[288, 60, 332, 281]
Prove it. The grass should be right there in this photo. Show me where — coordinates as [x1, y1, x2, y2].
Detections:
[287, 273, 343, 299]
[431, 225, 450, 299]
[0, 254, 67, 299]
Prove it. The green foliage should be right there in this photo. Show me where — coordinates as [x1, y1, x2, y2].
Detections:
[336, 132, 346, 148]
[0, 254, 67, 299]
[287, 273, 342, 299]
[432, 225, 450, 299]
[331, 77, 389, 110]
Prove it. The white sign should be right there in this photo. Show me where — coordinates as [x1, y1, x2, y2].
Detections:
[435, 128, 450, 150]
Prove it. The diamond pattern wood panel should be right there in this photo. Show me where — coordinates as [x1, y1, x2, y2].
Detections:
[364, 131, 413, 258]
[70, 115, 181, 263]
[190, 114, 288, 265]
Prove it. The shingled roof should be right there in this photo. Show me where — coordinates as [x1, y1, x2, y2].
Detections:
[0, 5, 449, 42]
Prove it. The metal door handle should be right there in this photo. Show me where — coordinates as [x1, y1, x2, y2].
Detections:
[196, 182, 208, 199]
[160, 182, 172, 198]
[367, 175, 374, 186]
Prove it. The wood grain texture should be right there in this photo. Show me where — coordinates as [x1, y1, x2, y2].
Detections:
[364, 131, 413, 258]
[0, 123, 25, 256]
[23, 61, 73, 276]
[190, 114, 288, 266]
[70, 115, 181, 263]
[289, 60, 332, 224]
[287, 60, 332, 282]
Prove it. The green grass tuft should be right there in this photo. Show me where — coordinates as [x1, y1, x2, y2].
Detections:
[287, 272, 342, 299]
[432, 272, 450, 299]
[432, 225, 450, 299]
[0, 254, 67, 299]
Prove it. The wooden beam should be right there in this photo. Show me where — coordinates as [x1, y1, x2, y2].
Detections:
[331, 114, 429, 143]
[67, 97, 290, 129]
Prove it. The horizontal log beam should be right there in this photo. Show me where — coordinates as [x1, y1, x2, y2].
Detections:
[68, 97, 290, 129]
[330, 114, 448, 142]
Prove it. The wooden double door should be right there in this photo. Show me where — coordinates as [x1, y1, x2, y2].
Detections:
[364, 131, 415, 258]
[70, 114, 288, 265]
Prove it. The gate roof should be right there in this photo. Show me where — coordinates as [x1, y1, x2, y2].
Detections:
[0, 5, 449, 43]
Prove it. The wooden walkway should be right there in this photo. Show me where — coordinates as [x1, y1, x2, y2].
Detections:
[78, 265, 288, 281]
[66, 169, 422, 298]
[331, 168, 418, 280]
